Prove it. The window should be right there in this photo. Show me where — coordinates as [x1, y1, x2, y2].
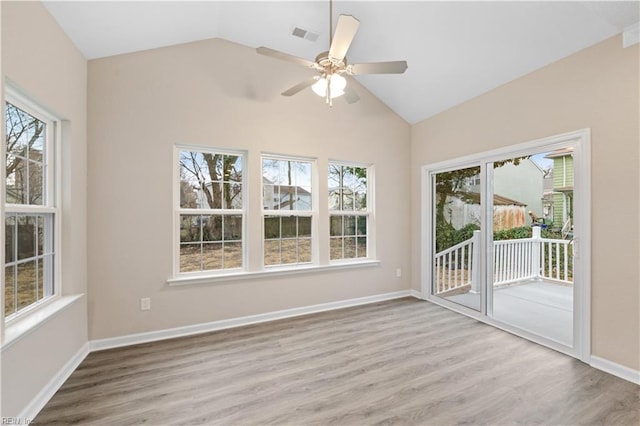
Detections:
[177, 149, 244, 273]
[4, 99, 57, 318]
[262, 156, 314, 266]
[328, 163, 369, 261]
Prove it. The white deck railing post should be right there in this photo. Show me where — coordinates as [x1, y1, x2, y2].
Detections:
[470, 230, 481, 293]
[531, 226, 542, 280]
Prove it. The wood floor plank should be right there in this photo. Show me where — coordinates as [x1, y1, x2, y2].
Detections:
[34, 298, 639, 425]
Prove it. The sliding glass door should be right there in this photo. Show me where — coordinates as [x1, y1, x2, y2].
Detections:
[424, 130, 589, 361]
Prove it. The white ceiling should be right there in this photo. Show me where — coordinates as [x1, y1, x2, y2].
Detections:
[43, 1, 639, 124]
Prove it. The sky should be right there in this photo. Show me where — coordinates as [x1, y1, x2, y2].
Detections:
[531, 153, 552, 170]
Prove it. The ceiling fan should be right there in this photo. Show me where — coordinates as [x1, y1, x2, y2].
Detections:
[256, 0, 408, 106]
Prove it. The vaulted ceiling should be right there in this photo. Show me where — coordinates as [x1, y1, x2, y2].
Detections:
[43, 1, 639, 124]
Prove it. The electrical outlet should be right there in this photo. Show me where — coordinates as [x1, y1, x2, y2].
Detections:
[396, 268, 402, 278]
[140, 297, 151, 311]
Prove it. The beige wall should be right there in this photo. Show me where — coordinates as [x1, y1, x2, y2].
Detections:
[1, 1, 88, 416]
[411, 35, 640, 370]
[87, 38, 411, 340]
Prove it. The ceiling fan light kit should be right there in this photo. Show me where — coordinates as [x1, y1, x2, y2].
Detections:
[256, 0, 407, 107]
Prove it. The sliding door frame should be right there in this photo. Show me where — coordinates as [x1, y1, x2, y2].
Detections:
[420, 129, 591, 363]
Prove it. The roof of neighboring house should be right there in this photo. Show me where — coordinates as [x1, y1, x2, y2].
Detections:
[544, 147, 574, 159]
[455, 191, 527, 206]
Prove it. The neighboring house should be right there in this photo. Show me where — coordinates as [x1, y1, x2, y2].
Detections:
[444, 191, 527, 231]
[545, 148, 574, 233]
[262, 177, 312, 210]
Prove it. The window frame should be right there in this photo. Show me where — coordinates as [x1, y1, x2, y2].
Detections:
[261, 153, 317, 269]
[4, 88, 62, 322]
[328, 160, 374, 263]
[173, 145, 248, 277]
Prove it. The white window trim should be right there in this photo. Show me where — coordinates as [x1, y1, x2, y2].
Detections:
[3, 86, 63, 325]
[261, 153, 318, 268]
[172, 145, 248, 278]
[328, 160, 375, 263]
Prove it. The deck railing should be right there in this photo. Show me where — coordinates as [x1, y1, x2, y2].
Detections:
[434, 230, 480, 294]
[434, 227, 572, 295]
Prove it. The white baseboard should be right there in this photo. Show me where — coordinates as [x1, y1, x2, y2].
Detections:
[590, 356, 640, 385]
[17, 342, 90, 420]
[410, 289, 424, 299]
[90, 290, 415, 351]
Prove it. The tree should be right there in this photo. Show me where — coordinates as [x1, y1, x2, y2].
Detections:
[5, 103, 45, 204]
[179, 152, 241, 209]
[434, 157, 529, 252]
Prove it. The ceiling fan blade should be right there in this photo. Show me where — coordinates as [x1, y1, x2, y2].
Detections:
[282, 78, 317, 96]
[328, 15, 360, 62]
[343, 83, 360, 104]
[256, 47, 315, 69]
[349, 61, 408, 75]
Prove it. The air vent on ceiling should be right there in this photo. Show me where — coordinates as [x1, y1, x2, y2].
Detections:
[291, 26, 319, 42]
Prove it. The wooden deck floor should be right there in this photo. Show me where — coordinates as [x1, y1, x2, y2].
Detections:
[35, 298, 638, 425]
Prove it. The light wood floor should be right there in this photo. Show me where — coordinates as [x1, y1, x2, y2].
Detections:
[35, 298, 639, 425]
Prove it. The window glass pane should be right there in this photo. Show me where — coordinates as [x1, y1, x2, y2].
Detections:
[225, 155, 242, 183]
[344, 237, 356, 259]
[298, 216, 312, 238]
[180, 151, 243, 210]
[29, 160, 43, 205]
[6, 103, 46, 206]
[37, 215, 45, 255]
[356, 215, 367, 236]
[355, 191, 367, 211]
[295, 162, 312, 187]
[357, 237, 367, 258]
[180, 215, 200, 243]
[280, 239, 297, 264]
[29, 134, 44, 161]
[17, 260, 37, 310]
[5, 215, 15, 263]
[342, 191, 354, 211]
[264, 216, 280, 239]
[330, 238, 343, 260]
[223, 182, 242, 209]
[262, 159, 281, 185]
[37, 259, 44, 301]
[224, 242, 242, 268]
[344, 216, 356, 236]
[264, 240, 281, 266]
[296, 187, 312, 211]
[202, 243, 223, 270]
[17, 216, 36, 261]
[279, 185, 294, 210]
[179, 244, 201, 272]
[224, 215, 242, 241]
[281, 216, 297, 238]
[6, 157, 26, 204]
[298, 239, 312, 263]
[330, 216, 342, 237]
[202, 215, 223, 242]
[5, 266, 15, 317]
[263, 158, 312, 211]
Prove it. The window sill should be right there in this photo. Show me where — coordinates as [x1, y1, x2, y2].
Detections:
[167, 260, 381, 287]
[1, 294, 84, 352]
